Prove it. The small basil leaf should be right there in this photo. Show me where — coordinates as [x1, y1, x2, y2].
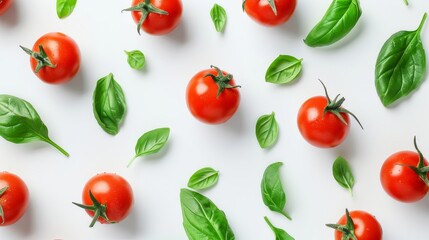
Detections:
[187, 167, 219, 190]
[332, 156, 355, 195]
[210, 3, 227, 32]
[124, 50, 146, 70]
[265, 55, 303, 84]
[0, 95, 69, 156]
[93, 73, 127, 135]
[404, 0, 409, 6]
[264, 216, 295, 240]
[304, 0, 362, 47]
[256, 112, 279, 149]
[180, 188, 235, 240]
[56, 0, 77, 19]
[261, 162, 291, 220]
[375, 13, 427, 107]
[128, 128, 170, 167]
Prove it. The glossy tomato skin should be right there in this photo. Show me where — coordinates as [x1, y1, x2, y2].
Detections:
[30, 32, 81, 84]
[0, 0, 13, 15]
[380, 151, 429, 202]
[335, 210, 382, 240]
[244, 0, 296, 26]
[82, 173, 133, 224]
[0, 172, 29, 226]
[186, 68, 240, 124]
[131, 0, 182, 35]
[297, 96, 350, 148]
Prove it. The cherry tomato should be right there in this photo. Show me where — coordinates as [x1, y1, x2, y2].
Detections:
[0, 0, 13, 15]
[21, 32, 81, 84]
[330, 209, 382, 240]
[73, 173, 133, 227]
[124, 0, 182, 35]
[0, 172, 29, 226]
[186, 65, 241, 124]
[380, 138, 429, 203]
[297, 81, 362, 148]
[243, 0, 296, 26]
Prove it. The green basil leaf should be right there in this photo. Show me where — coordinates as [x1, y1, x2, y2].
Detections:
[210, 3, 227, 32]
[264, 216, 295, 240]
[128, 127, 170, 167]
[180, 188, 235, 240]
[261, 162, 291, 220]
[332, 156, 355, 195]
[256, 112, 279, 149]
[0, 95, 69, 156]
[304, 0, 362, 47]
[93, 73, 127, 135]
[375, 13, 427, 107]
[265, 55, 303, 84]
[404, 0, 409, 6]
[124, 50, 146, 70]
[187, 167, 219, 190]
[56, 0, 77, 19]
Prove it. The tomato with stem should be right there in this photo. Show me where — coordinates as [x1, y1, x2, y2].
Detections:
[0, 172, 29, 226]
[243, 0, 296, 26]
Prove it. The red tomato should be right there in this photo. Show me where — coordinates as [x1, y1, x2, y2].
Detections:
[380, 139, 429, 202]
[125, 0, 182, 35]
[21, 32, 81, 84]
[332, 210, 383, 240]
[243, 0, 296, 26]
[186, 66, 241, 124]
[73, 173, 133, 227]
[0, 0, 13, 15]
[0, 172, 29, 226]
[297, 81, 362, 148]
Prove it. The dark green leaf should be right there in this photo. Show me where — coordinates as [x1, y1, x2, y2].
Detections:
[261, 162, 291, 220]
[124, 50, 146, 70]
[180, 188, 235, 240]
[332, 156, 355, 195]
[375, 13, 427, 107]
[304, 0, 362, 47]
[264, 216, 295, 240]
[265, 55, 303, 84]
[128, 128, 170, 167]
[256, 112, 279, 148]
[56, 0, 77, 19]
[93, 73, 127, 135]
[0, 95, 69, 156]
[210, 4, 227, 32]
[187, 167, 219, 190]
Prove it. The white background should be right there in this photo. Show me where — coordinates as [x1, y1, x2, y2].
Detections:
[1, 0, 429, 239]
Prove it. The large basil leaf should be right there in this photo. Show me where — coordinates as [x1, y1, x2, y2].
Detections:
[210, 4, 227, 32]
[93, 73, 127, 135]
[264, 216, 295, 240]
[56, 0, 77, 19]
[187, 167, 220, 190]
[128, 127, 170, 167]
[375, 13, 427, 107]
[0, 95, 69, 156]
[255, 112, 279, 149]
[304, 0, 362, 47]
[265, 55, 303, 84]
[261, 162, 291, 220]
[332, 156, 355, 195]
[180, 188, 235, 240]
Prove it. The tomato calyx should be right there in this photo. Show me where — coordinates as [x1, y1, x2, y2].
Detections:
[72, 190, 116, 228]
[400, 136, 429, 186]
[0, 186, 8, 224]
[326, 209, 358, 240]
[267, 0, 278, 15]
[122, 0, 169, 35]
[204, 65, 241, 97]
[319, 80, 363, 129]
[20, 45, 57, 73]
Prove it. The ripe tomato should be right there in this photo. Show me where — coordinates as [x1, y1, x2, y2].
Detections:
[380, 138, 429, 203]
[73, 173, 133, 227]
[328, 209, 382, 240]
[21, 32, 81, 84]
[243, 0, 296, 26]
[0, 172, 29, 226]
[186, 65, 241, 124]
[297, 81, 362, 148]
[0, 0, 13, 15]
[124, 0, 182, 35]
